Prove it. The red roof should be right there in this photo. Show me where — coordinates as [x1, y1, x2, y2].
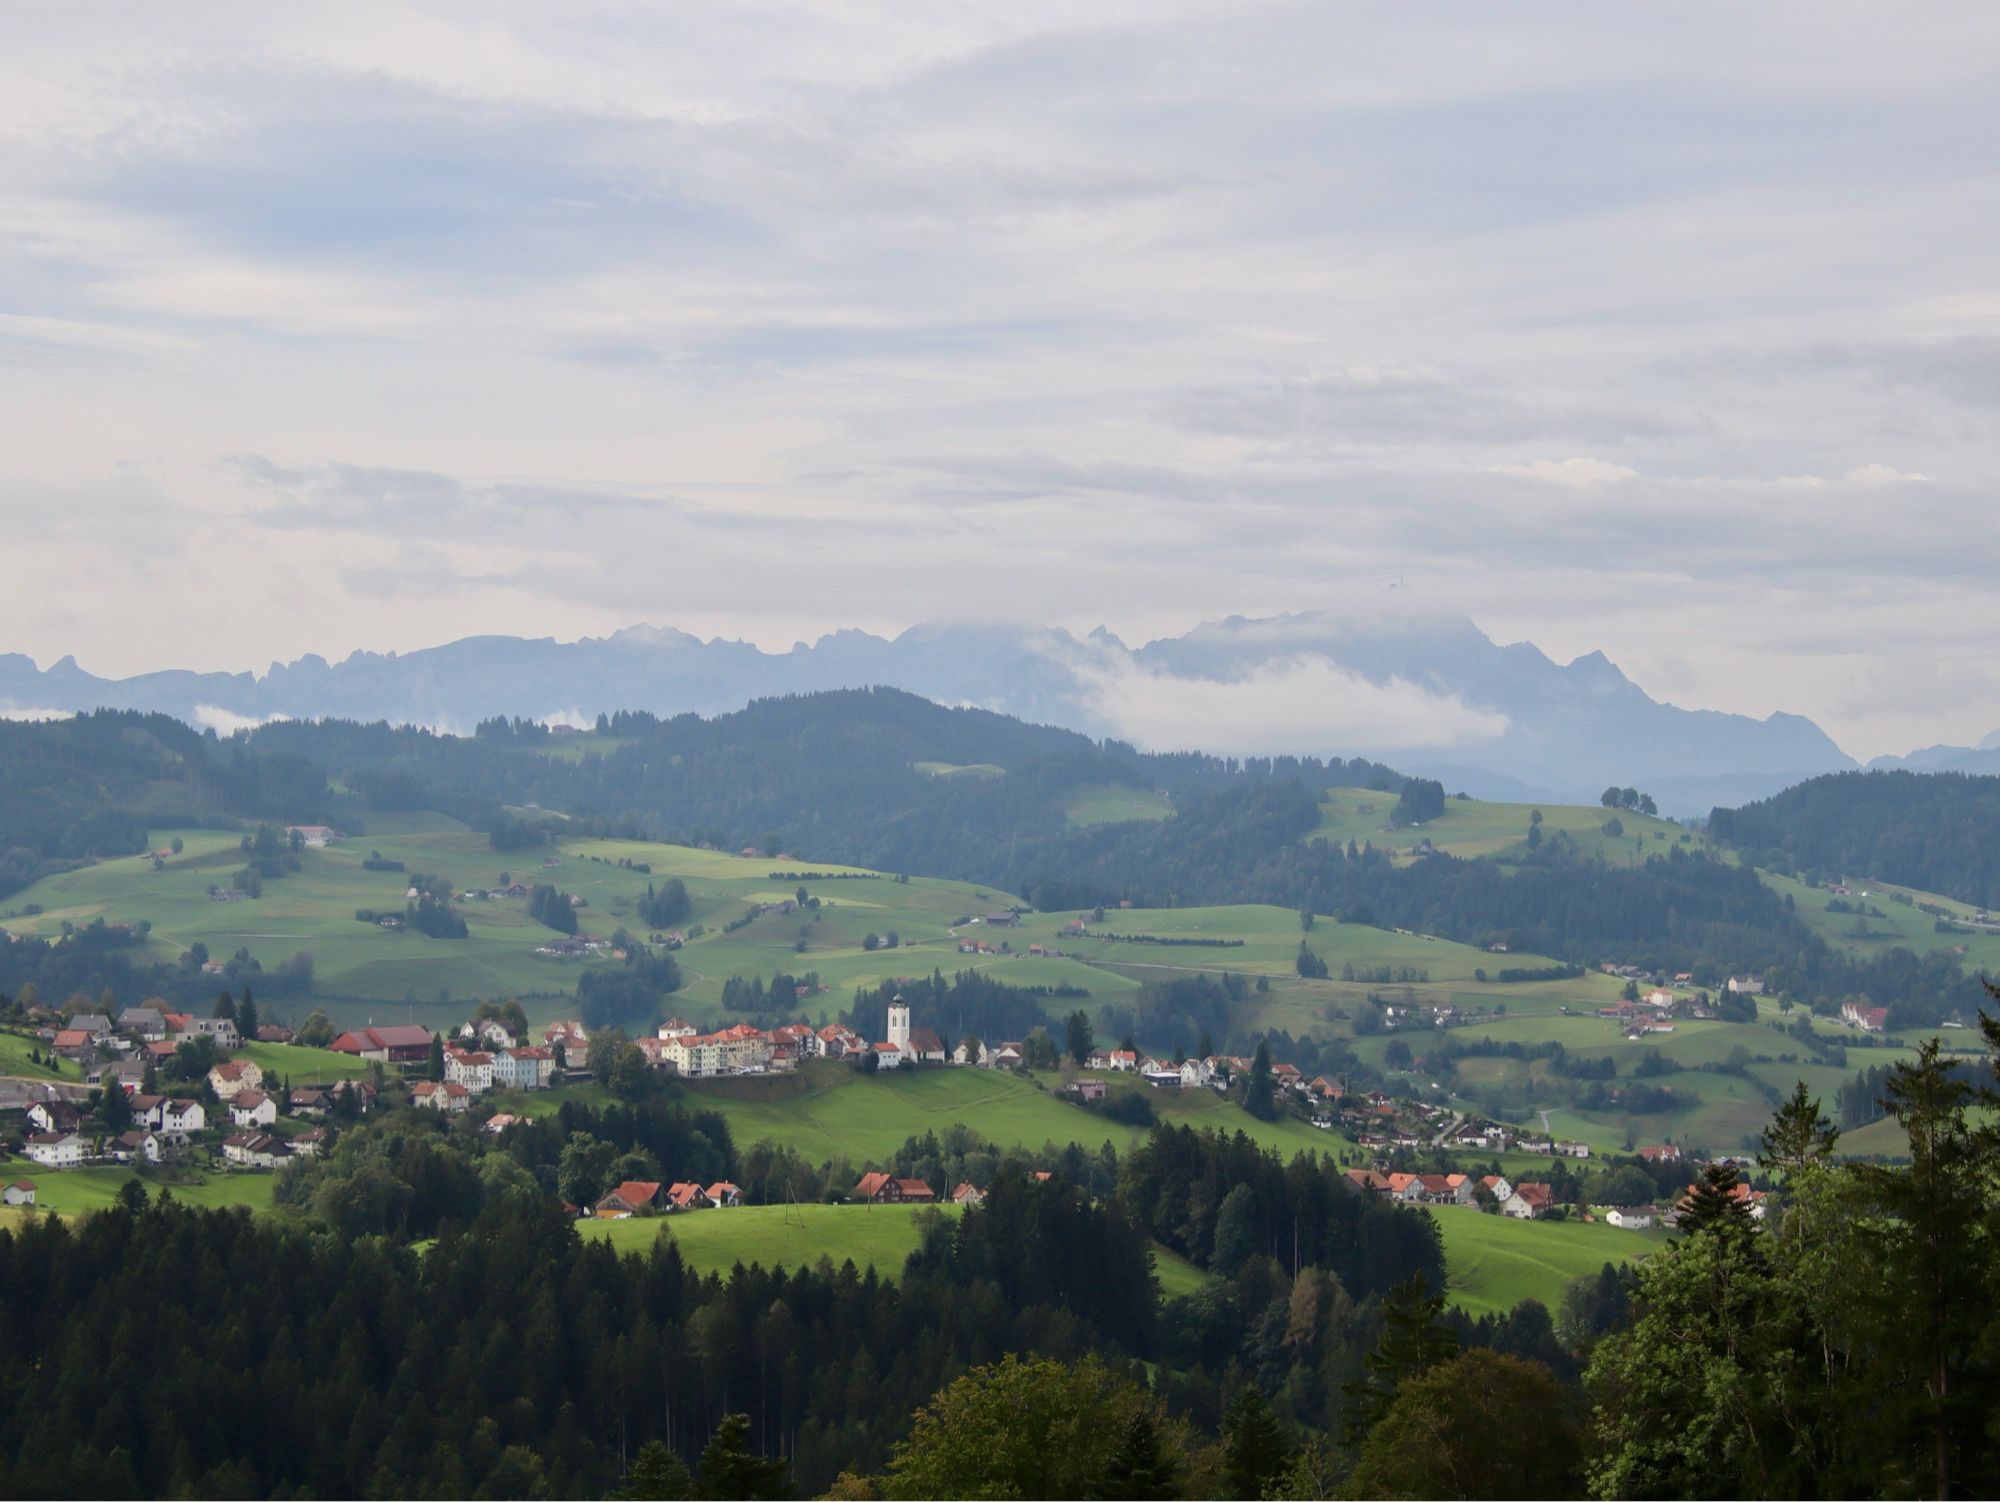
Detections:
[855, 1171, 894, 1200]
[1511, 1182, 1554, 1208]
[52, 1030, 91, 1049]
[610, 1181, 663, 1210]
[894, 1179, 936, 1201]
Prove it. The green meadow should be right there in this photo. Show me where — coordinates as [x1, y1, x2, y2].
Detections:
[1430, 1206, 1668, 1317]
[0, 1163, 277, 1228]
[580, 1201, 1215, 1295]
[1064, 784, 1175, 826]
[0, 1028, 75, 1081]
[1311, 787, 1709, 866]
[667, 1062, 1343, 1166]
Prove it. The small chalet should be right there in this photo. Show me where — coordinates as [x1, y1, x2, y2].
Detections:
[208, 1060, 265, 1100]
[665, 1182, 713, 1211]
[2, 1181, 35, 1207]
[1501, 1182, 1555, 1220]
[951, 1182, 985, 1206]
[255, 1023, 295, 1044]
[854, 1172, 918, 1203]
[706, 1182, 742, 1207]
[25, 1100, 83, 1136]
[894, 1178, 937, 1203]
[595, 1181, 665, 1218]
[229, 1090, 279, 1128]
[1637, 1144, 1682, 1164]
[411, 1080, 471, 1113]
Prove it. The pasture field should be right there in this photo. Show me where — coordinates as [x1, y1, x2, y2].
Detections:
[1431, 1205, 1668, 1317]
[1311, 787, 1709, 866]
[581, 1201, 1216, 1296]
[235, 1041, 376, 1082]
[0, 1163, 276, 1227]
[1758, 869, 2000, 975]
[911, 761, 1006, 780]
[0, 1028, 74, 1081]
[668, 1062, 1343, 1165]
[1064, 784, 1175, 826]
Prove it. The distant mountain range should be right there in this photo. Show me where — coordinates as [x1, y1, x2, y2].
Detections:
[1866, 729, 2000, 777]
[0, 613, 1866, 813]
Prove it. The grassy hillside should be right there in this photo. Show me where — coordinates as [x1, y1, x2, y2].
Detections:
[1065, 784, 1175, 826]
[1313, 786, 1709, 865]
[651, 1062, 1342, 1166]
[0, 1163, 276, 1229]
[1432, 1206, 1668, 1317]
[581, 1201, 1216, 1295]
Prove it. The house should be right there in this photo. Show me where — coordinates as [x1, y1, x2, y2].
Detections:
[113, 1130, 162, 1164]
[2, 1181, 35, 1207]
[1415, 1174, 1459, 1204]
[1555, 1141, 1591, 1159]
[1344, 1168, 1392, 1194]
[411, 1080, 470, 1113]
[329, 1025, 433, 1064]
[595, 1181, 665, 1218]
[894, 1178, 937, 1203]
[1637, 1144, 1682, 1164]
[1105, 1049, 1138, 1072]
[1067, 1079, 1107, 1102]
[51, 1029, 97, 1061]
[68, 1013, 114, 1040]
[1480, 1174, 1514, 1203]
[1179, 1058, 1214, 1089]
[182, 1017, 240, 1050]
[285, 825, 339, 847]
[665, 1182, 713, 1212]
[288, 1087, 330, 1116]
[953, 1039, 991, 1067]
[902, 1027, 947, 1065]
[292, 1126, 330, 1158]
[223, 1132, 289, 1168]
[96, 1058, 149, 1094]
[1726, 975, 1765, 995]
[1442, 1173, 1473, 1204]
[1840, 1001, 1889, 1033]
[854, 1171, 908, 1203]
[443, 1049, 495, 1093]
[25, 1132, 84, 1169]
[951, 1181, 985, 1206]
[458, 1019, 514, 1050]
[482, 1114, 523, 1135]
[207, 1060, 265, 1100]
[25, 1100, 83, 1135]
[158, 1099, 206, 1141]
[229, 1090, 279, 1128]
[491, 1046, 556, 1091]
[1603, 1206, 1657, 1230]
[1386, 1172, 1424, 1203]
[255, 1023, 295, 1044]
[1140, 1059, 1181, 1088]
[1500, 1182, 1555, 1220]
[706, 1182, 742, 1207]
[118, 1007, 168, 1041]
[984, 910, 1020, 928]
[656, 1018, 698, 1041]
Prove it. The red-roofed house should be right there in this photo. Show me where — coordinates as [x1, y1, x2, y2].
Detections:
[1501, 1182, 1555, 1220]
[706, 1182, 742, 1207]
[854, 1171, 906, 1203]
[3, 1180, 35, 1207]
[1345, 1168, 1392, 1194]
[331, 1025, 434, 1064]
[666, 1182, 713, 1211]
[894, 1178, 936, 1203]
[1638, 1144, 1683, 1164]
[207, 1059, 265, 1100]
[411, 1080, 470, 1113]
[595, 1181, 665, 1218]
[951, 1181, 985, 1206]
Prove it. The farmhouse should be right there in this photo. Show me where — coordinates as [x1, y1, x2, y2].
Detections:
[2, 1181, 35, 1207]
[1637, 1144, 1683, 1164]
[330, 1025, 435, 1064]
[706, 1182, 742, 1207]
[595, 1181, 664, 1218]
[223, 1133, 289, 1168]
[951, 1182, 985, 1206]
[1500, 1182, 1555, 1220]
[411, 1080, 470, 1113]
[1840, 1001, 1889, 1033]
[1603, 1206, 1658, 1230]
[666, 1182, 713, 1211]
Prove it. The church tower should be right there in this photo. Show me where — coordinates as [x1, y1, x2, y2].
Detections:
[887, 994, 910, 1051]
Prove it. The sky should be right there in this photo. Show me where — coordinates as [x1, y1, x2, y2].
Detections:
[2, 2, 1997, 760]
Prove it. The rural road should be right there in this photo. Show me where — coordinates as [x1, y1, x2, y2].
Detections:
[1430, 1111, 1466, 1147]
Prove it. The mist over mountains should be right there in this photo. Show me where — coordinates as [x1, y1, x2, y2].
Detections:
[0, 612, 1868, 814]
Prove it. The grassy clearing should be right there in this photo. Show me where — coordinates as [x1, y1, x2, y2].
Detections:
[584, 1201, 952, 1273]
[911, 761, 1006, 780]
[1312, 787, 1709, 866]
[0, 1028, 74, 1081]
[0, 1162, 276, 1223]
[235, 1042, 376, 1082]
[668, 1062, 1346, 1166]
[1431, 1206, 1668, 1317]
[1064, 785, 1174, 826]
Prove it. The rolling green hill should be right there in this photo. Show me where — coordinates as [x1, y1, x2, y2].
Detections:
[1432, 1207, 1668, 1317]
[1313, 785, 1710, 865]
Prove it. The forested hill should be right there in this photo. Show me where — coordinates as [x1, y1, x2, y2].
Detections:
[1711, 769, 2000, 909]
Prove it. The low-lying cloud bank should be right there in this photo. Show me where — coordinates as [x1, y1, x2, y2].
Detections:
[1069, 654, 1508, 759]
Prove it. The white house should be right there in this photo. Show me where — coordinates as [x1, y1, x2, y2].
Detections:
[412, 1080, 471, 1114]
[1501, 1183, 1555, 1220]
[184, 1017, 241, 1050]
[223, 1132, 289, 1168]
[1604, 1206, 1657, 1230]
[2, 1180, 35, 1207]
[444, 1049, 495, 1094]
[491, 1047, 556, 1090]
[114, 1130, 162, 1164]
[159, 1100, 206, 1142]
[229, 1090, 279, 1128]
[1726, 975, 1765, 995]
[26, 1132, 84, 1168]
[1179, 1058, 1214, 1088]
[871, 1041, 904, 1070]
[458, 1019, 514, 1050]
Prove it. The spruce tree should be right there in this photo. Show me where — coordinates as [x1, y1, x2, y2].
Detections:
[426, 1032, 445, 1082]
[698, 1414, 789, 1501]
[1096, 1410, 1179, 1501]
[615, 1440, 694, 1500]
[1677, 1162, 1757, 1238]
[1221, 1385, 1291, 1501]
[1343, 1274, 1459, 1445]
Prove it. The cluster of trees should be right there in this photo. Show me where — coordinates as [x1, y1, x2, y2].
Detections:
[574, 949, 683, 1032]
[636, 877, 692, 929]
[527, 882, 578, 934]
[1599, 786, 1659, 816]
[1390, 778, 1446, 827]
[1711, 767, 2000, 908]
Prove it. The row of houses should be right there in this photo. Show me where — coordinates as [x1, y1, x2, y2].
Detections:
[1345, 1168, 1555, 1219]
[589, 1179, 744, 1218]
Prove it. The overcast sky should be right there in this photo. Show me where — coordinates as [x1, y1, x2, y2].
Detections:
[3, 3, 1997, 759]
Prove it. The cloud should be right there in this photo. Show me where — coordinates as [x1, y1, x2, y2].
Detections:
[1070, 654, 1509, 758]
[0, 705, 75, 722]
[1486, 457, 1640, 488]
[191, 705, 289, 735]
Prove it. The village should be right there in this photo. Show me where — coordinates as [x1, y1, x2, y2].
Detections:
[1, 978, 1746, 1239]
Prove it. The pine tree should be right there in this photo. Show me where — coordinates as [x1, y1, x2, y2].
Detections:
[1096, 1410, 1179, 1500]
[1677, 1162, 1757, 1238]
[426, 1032, 445, 1082]
[1342, 1274, 1459, 1445]
[698, 1414, 789, 1501]
[1221, 1385, 1291, 1500]
[1759, 1079, 1840, 1177]
[213, 991, 236, 1021]
[614, 1440, 693, 1500]
[237, 991, 260, 1043]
